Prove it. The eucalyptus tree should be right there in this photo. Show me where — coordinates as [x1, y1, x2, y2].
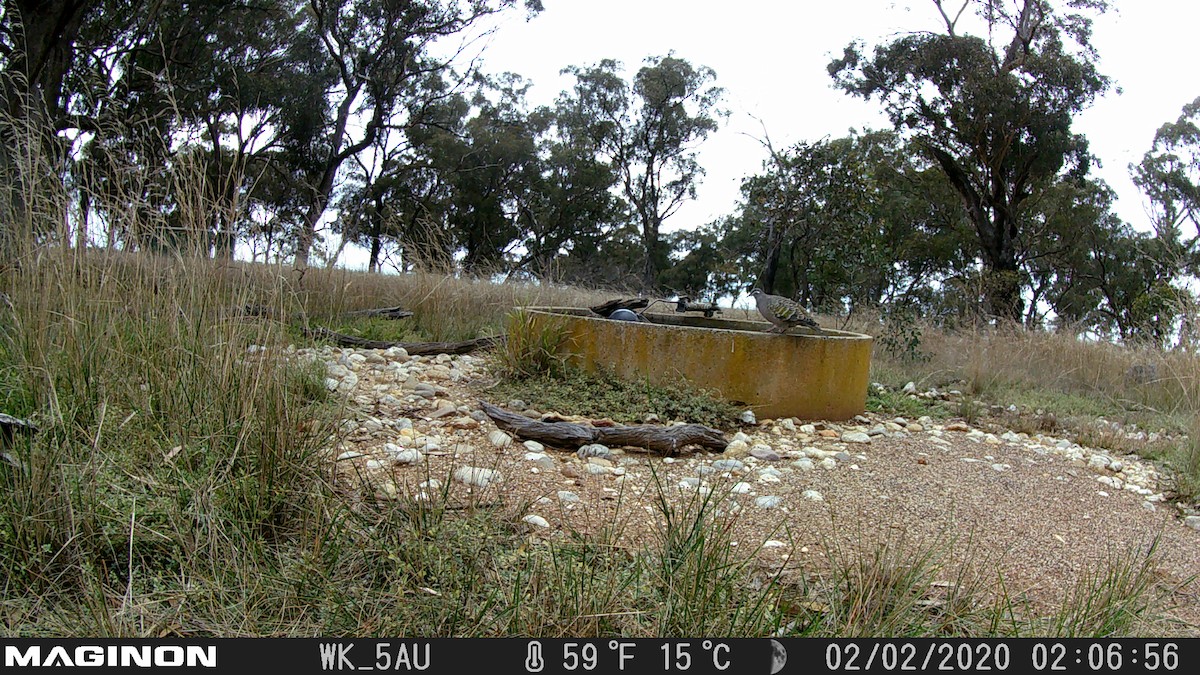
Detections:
[829, 0, 1110, 321]
[288, 0, 543, 268]
[1133, 95, 1200, 275]
[559, 55, 724, 290]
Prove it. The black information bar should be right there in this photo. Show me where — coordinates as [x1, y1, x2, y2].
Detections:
[0, 638, 1194, 674]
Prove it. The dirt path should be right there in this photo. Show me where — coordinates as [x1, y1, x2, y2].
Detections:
[309, 345, 1200, 635]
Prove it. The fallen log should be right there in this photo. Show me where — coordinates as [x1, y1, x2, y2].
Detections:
[479, 401, 727, 456]
[302, 326, 503, 355]
[241, 304, 412, 321]
[342, 305, 413, 320]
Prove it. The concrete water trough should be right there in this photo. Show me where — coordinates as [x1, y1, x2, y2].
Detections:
[520, 307, 873, 421]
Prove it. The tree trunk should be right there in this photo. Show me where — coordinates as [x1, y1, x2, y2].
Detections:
[759, 217, 782, 293]
[5, 0, 89, 126]
[369, 232, 382, 273]
[981, 211, 1024, 323]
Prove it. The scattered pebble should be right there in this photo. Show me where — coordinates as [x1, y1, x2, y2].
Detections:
[453, 466, 502, 488]
[754, 496, 782, 509]
[522, 514, 550, 528]
[577, 444, 614, 460]
[750, 444, 781, 461]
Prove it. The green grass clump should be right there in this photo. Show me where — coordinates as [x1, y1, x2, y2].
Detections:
[1168, 416, 1200, 502]
[1039, 538, 1172, 637]
[495, 310, 572, 379]
[866, 387, 951, 420]
[491, 365, 742, 429]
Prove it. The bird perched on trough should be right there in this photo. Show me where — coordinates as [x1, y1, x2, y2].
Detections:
[749, 288, 820, 333]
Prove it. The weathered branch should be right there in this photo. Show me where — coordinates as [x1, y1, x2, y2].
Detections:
[342, 305, 414, 320]
[303, 327, 502, 355]
[479, 401, 727, 456]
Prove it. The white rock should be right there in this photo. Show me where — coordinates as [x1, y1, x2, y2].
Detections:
[585, 464, 613, 476]
[377, 480, 399, 499]
[524, 452, 556, 469]
[779, 418, 796, 432]
[792, 458, 815, 471]
[731, 482, 752, 494]
[453, 466, 502, 488]
[336, 450, 365, 461]
[750, 444, 781, 461]
[740, 410, 758, 425]
[1088, 455, 1112, 470]
[712, 459, 746, 471]
[723, 439, 749, 456]
[820, 458, 838, 470]
[557, 490, 581, 503]
[762, 540, 787, 548]
[902, 382, 918, 394]
[678, 477, 701, 490]
[1184, 516, 1200, 531]
[365, 459, 383, 469]
[577, 444, 613, 459]
[522, 514, 550, 528]
[754, 495, 782, 509]
[799, 424, 817, 435]
[801, 489, 825, 502]
[488, 430, 514, 448]
[384, 346, 410, 361]
[523, 440, 545, 453]
[842, 431, 872, 444]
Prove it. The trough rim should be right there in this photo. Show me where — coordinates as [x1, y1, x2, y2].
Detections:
[518, 305, 874, 342]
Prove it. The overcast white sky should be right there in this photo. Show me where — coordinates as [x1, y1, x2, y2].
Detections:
[466, 0, 1200, 236]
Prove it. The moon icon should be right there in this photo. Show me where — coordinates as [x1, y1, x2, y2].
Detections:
[769, 639, 787, 674]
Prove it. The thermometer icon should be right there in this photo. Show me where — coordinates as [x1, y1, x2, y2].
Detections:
[525, 641, 545, 673]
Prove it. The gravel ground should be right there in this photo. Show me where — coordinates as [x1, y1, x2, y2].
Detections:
[305, 345, 1200, 635]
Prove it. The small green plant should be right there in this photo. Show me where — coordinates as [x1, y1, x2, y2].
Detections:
[878, 304, 930, 363]
[1168, 415, 1200, 502]
[867, 387, 950, 419]
[958, 395, 986, 427]
[497, 310, 571, 379]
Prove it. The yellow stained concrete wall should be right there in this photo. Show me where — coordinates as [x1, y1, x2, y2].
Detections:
[525, 308, 873, 421]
